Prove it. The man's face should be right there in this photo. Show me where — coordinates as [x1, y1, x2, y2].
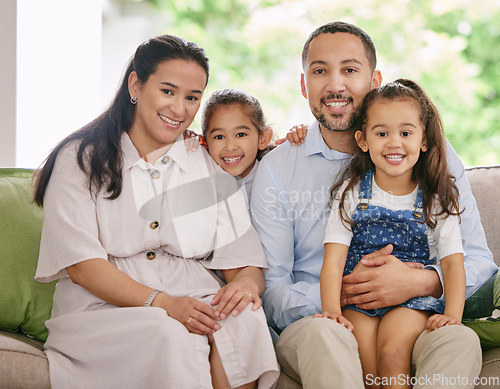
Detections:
[301, 32, 381, 133]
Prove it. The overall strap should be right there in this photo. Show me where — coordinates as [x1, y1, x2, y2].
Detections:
[358, 169, 373, 210]
[413, 185, 424, 220]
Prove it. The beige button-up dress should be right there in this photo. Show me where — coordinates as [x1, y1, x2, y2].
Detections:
[36, 133, 279, 389]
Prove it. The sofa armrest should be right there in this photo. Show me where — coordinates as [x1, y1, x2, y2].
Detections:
[0, 331, 50, 388]
[465, 165, 500, 267]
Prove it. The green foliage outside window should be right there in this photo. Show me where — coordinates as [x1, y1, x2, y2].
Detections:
[130, 0, 500, 166]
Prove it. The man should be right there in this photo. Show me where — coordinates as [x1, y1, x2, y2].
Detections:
[250, 21, 498, 388]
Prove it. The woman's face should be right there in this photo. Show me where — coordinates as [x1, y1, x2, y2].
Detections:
[128, 59, 207, 158]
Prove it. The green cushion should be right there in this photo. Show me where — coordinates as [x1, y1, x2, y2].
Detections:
[462, 271, 500, 349]
[0, 168, 56, 342]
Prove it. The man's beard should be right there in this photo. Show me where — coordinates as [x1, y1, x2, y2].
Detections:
[312, 95, 357, 133]
[315, 111, 356, 133]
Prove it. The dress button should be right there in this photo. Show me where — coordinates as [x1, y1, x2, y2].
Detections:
[160, 156, 169, 165]
[150, 221, 159, 229]
[146, 251, 156, 260]
[151, 170, 161, 179]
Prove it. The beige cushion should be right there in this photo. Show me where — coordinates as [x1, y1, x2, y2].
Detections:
[0, 331, 49, 388]
[465, 165, 500, 266]
[477, 347, 500, 388]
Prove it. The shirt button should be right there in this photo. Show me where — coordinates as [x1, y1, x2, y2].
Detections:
[151, 170, 160, 179]
[150, 221, 159, 229]
[160, 156, 169, 165]
[146, 251, 156, 260]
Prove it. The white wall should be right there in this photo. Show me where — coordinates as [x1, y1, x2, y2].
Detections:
[0, 0, 162, 168]
[0, 0, 17, 167]
[14, 0, 102, 168]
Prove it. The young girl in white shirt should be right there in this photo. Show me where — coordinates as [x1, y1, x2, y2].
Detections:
[201, 89, 274, 202]
[315, 79, 466, 388]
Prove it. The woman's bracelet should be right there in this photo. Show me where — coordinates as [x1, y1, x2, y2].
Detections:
[144, 289, 161, 307]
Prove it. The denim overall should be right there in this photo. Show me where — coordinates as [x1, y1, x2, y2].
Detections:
[342, 169, 444, 316]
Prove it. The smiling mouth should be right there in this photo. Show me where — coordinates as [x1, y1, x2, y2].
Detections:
[325, 101, 350, 109]
[159, 113, 181, 126]
[385, 154, 405, 162]
[222, 156, 243, 164]
[322, 94, 353, 110]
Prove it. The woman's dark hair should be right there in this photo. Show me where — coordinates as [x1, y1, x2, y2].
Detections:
[201, 88, 275, 160]
[33, 34, 209, 206]
[302, 21, 377, 72]
[334, 78, 460, 229]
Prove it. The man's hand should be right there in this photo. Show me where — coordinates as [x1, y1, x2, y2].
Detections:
[341, 244, 441, 310]
[275, 124, 308, 146]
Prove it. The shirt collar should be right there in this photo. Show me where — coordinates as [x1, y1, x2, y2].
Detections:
[121, 132, 190, 172]
[122, 133, 141, 171]
[236, 159, 259, 183]
[305, 120, 352, 161]
[166, 135, 190, 172]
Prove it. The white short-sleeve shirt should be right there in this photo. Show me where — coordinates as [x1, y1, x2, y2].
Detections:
[324, 178, 465, 262]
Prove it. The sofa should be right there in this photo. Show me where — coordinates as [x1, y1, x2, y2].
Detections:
[0, 166, 499, 389]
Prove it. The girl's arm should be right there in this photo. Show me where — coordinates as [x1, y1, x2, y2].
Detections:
[210, 266, 265, 319]
[314, 243, 353, 331]
[183, 129, 201, 153]
[319, 243, 349, 314]
[425, 253, 466, 331]
[67, 258, 221, 335]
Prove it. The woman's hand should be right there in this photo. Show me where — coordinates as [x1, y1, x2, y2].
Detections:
[162, 294, 221, 335]
[313, 311, 354, 332]
[275, 124, 308, 146]
[212, 266, 265, 320]
[210, 281, 261, 320]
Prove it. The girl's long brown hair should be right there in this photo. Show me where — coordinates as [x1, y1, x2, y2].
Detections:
[33, 35, 209, 207]
[334, 78, 461, 229]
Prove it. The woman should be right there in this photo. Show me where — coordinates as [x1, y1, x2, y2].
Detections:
[34, 34, 279, 389]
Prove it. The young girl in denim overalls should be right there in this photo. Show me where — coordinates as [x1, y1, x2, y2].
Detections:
[315, 79, 466, 388]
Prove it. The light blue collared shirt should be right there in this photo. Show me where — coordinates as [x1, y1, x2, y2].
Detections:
[250, 120, 498, 333]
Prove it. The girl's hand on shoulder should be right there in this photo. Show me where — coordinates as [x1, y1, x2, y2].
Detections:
[313, 311, 354, 332]
[275, 124, 308, 146]
[183, 129, 201, 153]
[163, 294, 220, 335]
[210, 281, 261, 320]
[425, 313, 460, 332]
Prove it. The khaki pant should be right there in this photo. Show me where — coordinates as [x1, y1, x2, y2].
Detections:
[276, 316, 482, 389]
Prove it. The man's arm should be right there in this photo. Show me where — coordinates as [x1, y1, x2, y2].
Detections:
[444, 140, 498, 298]
[341, 246, 442, 309]
[250, 158, 321, 331]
